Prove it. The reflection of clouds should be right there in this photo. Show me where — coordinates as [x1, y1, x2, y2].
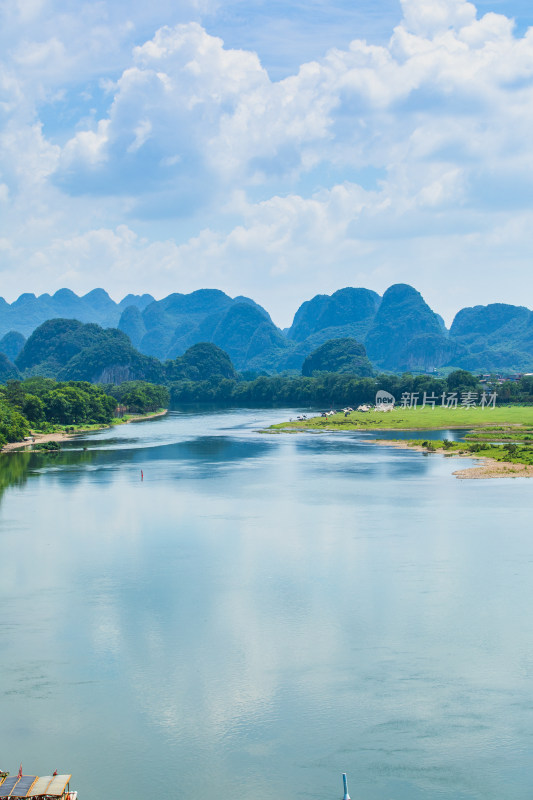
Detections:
[121, 514, 350, 744]
[90, 580, 122, 660]
[2, 410, 533, 799]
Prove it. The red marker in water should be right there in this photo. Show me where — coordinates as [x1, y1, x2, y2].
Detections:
[141, 470, 143, 481]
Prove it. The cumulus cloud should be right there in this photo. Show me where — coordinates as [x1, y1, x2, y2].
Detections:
[57, 22, 271, 196]
[54, 0, 533, 217]
[1, 0, 533, 324]
[399, 0, 477, 36]
[1, 178, 531, 327]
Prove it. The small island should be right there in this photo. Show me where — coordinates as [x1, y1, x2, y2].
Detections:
[271, 405, 533, 478]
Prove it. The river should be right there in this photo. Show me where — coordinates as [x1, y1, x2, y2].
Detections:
[1, 408, 533, 800]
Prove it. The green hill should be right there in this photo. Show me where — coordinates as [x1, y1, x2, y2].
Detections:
[15, 319, 163, 384]
[166, 342, 238, 382]
[58, 334, 164, 384]
[0, 353, 20, 382]
[125, 289, 283, 370]
[0, 289, 154, 338]
[16, 319, 108, 374]
[0, 331, 26, 362]
[364, 284, 456, 371]
[449, 303, 533, 371]
[4, 285, 533, 375]
[288, 287, 380, 343]
[301, 338, 374, 377]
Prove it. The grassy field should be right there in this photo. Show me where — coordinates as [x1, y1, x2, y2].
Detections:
[406, 438, 533, 466]
[271, 405, 533, 431]
[270, 406, 533, 472]
[465, 425, 533, 442]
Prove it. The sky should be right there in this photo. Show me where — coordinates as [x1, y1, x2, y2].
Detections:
[1, 0, 533, 327]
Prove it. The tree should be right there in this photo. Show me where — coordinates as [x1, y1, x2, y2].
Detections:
[0, 399, 30, 443]
[447, 370, 478, 391]
[22, 394, 45, 425]
[106, 381, 169, 413]
[5, 380, 25, 409]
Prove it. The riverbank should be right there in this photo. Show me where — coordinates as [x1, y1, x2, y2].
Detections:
[271, 406, 533, 479]
[272, 405, 533, 431]
[1, 409, 168, 453]
[126, 409, 168, 423]
[372, 438, 533, 479]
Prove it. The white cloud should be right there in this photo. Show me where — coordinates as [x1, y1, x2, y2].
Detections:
[0, 0, 533, 325]
[0, 121, 60, 197]
[61, 120, 110, 167]
[399, 0, 477, 37]
[53, 2, 533, 215]
[0, 173, 530, 328]
[57, 23, 270, 186]
[13, 36, 66, 68]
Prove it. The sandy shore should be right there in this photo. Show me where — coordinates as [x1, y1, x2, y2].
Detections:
[126, 409, 168, 423]
[1, 430, 77, 453]
[1, 409, 168, 453]
[452, 460, 533, 479]
[373, 439, 533, 479]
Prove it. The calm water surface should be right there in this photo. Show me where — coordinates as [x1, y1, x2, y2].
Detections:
[1, 409, 533, 800]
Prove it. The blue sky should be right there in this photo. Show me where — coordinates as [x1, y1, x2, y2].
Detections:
[1, 0, 532, 326]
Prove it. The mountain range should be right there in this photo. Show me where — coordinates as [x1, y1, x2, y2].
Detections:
[5, 318, 237, 385]
[0, 284, 532, 374]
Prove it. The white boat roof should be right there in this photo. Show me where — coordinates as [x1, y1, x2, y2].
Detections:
[29, 776, 71, 797]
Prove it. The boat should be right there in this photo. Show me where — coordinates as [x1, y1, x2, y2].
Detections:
[0, 772, 76, 800]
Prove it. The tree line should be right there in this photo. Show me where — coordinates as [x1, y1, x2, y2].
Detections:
[0, 377, 170, 446]
[106, 381, 169, 413]
[167, 370, 533, 407]
[0, 378, 117, 445]
[1, 371, 532, 447]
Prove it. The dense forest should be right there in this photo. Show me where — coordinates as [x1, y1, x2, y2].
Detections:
[0, 379, 119, 445]
[167, 370, 533, 408]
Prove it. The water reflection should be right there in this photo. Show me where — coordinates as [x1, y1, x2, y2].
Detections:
[0, 447, 100, 501]
[369, 428, 466, 441]
[1, 410, 533, 800]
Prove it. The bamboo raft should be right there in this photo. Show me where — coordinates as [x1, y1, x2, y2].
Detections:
[0, 772, 76, 800]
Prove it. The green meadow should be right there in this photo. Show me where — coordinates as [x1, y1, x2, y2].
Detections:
[272, 405, 533, 432]
[270, 405, 533, 468]
[406, 438, 533, 466]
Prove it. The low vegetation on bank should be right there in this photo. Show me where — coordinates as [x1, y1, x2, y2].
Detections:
[271, 406, 533, 472]
[271, 405, 533, 431]
[406, 438, 533, 467]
